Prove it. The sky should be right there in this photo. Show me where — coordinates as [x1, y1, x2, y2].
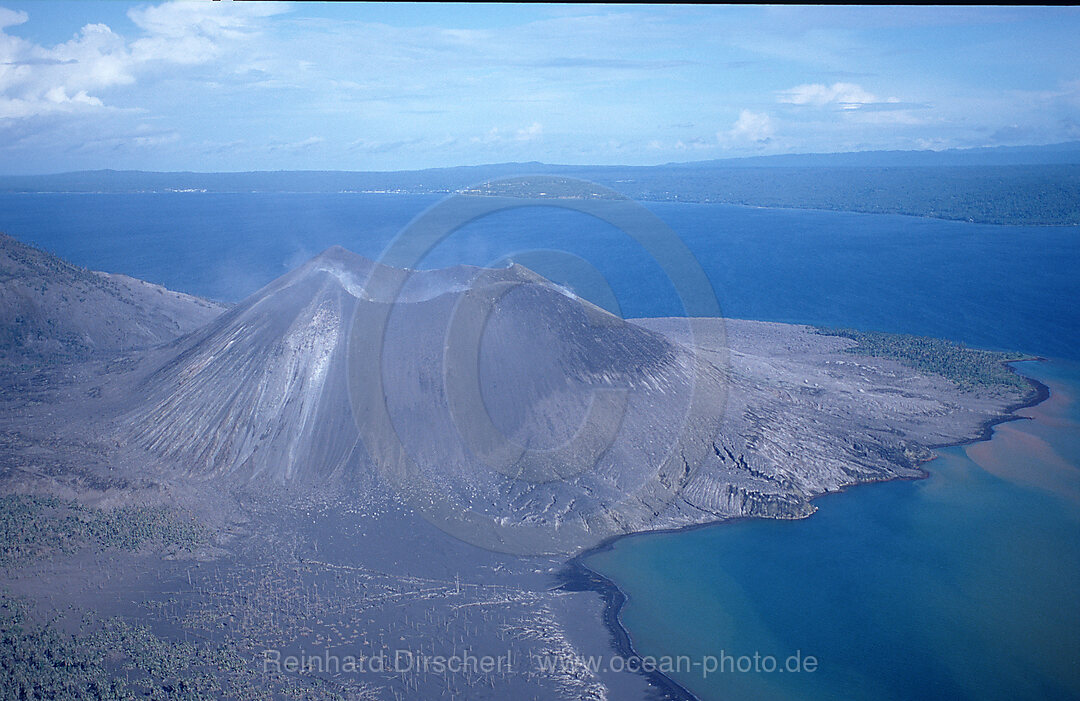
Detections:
[0, 2, 1078, 174]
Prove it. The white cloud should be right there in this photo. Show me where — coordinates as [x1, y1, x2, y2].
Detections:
[51, 24, 135, 89]
[270, 136, 324, 152]
[44, 86, 102, 106]
[471, 123, 544, 145]
[128, 0, 287, 65]
[0, 0, 286, 120]
[725, 109, 774, 144]
[0, 18, 134, 118]
[515, 122, 543, 142]
[0, 6, 27, 30]
[674, 138, 709, 151]
[131, 123, 181, 147]
[779, 82, 897, 110]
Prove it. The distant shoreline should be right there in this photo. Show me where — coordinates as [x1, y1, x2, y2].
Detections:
[559, 359, 1052, 701]
[2, 189, 1079, 228]
[3, 156, 1080, 227]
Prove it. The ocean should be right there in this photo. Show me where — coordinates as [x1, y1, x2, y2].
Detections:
[1, 193, 1077, 359]
[1, 191, 1078, 700]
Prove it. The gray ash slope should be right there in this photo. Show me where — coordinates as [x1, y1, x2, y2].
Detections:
[125, 246, 374, 483]
[118, 244, 1033, 553]
[0, 233, 224, 364]
[122, 246, 728, 552]
[122, 246, 699, 479]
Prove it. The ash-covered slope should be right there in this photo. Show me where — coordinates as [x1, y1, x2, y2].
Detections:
[126, 246, 376, 482]
[0, 233, 224, 363]
[124, 246, 727, 551]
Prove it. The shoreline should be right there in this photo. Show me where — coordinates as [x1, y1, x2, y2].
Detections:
[560, 360, 1053, 701]
[929, 361, 1050, 450]
[641, 198, 1080, 228]
[4, 191, 1078, 228]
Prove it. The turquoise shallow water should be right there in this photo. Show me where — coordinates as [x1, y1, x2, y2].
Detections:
[586, 360, 1080, 701]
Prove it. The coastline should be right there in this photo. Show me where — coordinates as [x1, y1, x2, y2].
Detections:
[560, 360, 1053, 701]
[643, 198, 1080, 228]
[5, 190, 1079, 228]
[929, 361, 1050, 449]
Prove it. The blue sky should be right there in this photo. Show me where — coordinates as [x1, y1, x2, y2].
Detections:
[0, 2, 1078, 173]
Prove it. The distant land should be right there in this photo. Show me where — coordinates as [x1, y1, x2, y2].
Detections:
[1, 142, 1079, 225]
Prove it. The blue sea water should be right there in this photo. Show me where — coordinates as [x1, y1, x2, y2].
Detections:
[0, 193, 1077, 359]
[1, 192, 1078, 700]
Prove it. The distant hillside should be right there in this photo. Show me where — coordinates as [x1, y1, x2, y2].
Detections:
[0, 234, 225, 365]
[1, 142, 1079, 225]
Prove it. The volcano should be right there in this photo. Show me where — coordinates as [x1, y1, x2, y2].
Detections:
[117, 245, 1032, 554]
[123, 247, 727, 552]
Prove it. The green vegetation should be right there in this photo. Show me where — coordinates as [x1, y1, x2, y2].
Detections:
[0, 592, 358, 700]
[814, 327, 1031, 391]
[0, 498, 363, 698]
[0, 495, 208, 567]
[0, 596, 125, 699]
